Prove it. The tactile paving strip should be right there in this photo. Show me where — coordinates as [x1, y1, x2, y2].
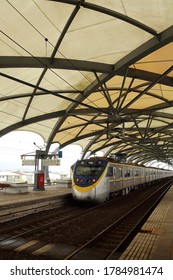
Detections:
[120, 198, 171, 260]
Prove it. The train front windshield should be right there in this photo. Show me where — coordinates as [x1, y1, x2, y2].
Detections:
[75, 165, 103, 176]
[74, 159, 108, 187]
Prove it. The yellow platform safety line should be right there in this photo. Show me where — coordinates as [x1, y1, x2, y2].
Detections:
[32, 243, 55, 255]
[14, 240, 39, 252]
[140, 227, 154, 233]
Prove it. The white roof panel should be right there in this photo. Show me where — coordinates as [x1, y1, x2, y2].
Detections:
[1, 0, 173, 165]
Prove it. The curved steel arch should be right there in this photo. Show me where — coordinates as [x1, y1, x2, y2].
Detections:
[50, 0, 158, 36]
[46, 25, 173, 154]
[1, 1, 173, 167]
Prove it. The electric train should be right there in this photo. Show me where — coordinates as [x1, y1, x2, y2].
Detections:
[72, 157, 172, 203]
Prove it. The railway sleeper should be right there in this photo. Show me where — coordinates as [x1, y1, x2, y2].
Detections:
[93, 243, 117, 251]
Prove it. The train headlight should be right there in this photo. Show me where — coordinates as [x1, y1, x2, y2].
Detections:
[92, 178, 96, 183]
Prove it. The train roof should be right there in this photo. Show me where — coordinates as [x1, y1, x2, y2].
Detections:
[81, 157, 172, 171]
[86, 156, 144, 167]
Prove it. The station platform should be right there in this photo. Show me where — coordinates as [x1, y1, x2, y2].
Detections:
[120, 184, 173, 260]
[0, 184, 72, 207]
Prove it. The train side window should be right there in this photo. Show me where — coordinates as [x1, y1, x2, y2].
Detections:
[106, 166, 113, 177]
[125, 170, 130, 177]
[113, 167, 116, 175]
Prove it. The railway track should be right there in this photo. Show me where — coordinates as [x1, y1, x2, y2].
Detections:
[0, 178, 172, 259]
[0, 197, 112, 259]
[0, 193, 71, 222]
[65, 179, 173, 260]
[0, 202, 96, 238]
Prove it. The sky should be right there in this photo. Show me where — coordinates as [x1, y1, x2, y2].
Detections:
[0, 131, 82, 177]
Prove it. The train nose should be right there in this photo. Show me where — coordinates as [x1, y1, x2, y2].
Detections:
[72, 187, 96, 201]
[81, 188, 96, 201]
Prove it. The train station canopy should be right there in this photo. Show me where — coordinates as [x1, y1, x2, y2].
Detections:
[1, 0, 173, 166]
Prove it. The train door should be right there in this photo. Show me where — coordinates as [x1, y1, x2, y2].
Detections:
[113, 166, 116, 187]
[107, 165, 113, 192]
[132, 168, 135, 186]
[120, 167, 123, 189]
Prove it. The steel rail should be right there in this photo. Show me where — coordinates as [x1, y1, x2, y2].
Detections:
[65, 178, 173, 260]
